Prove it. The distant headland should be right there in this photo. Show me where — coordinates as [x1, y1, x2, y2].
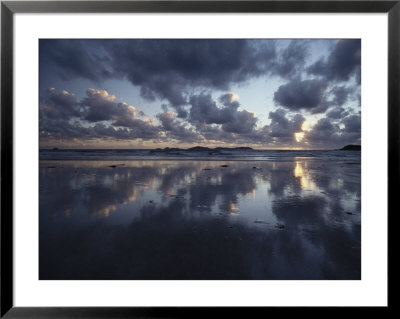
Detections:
[149, 146, 253, 154]
[340, 145, 361, 151]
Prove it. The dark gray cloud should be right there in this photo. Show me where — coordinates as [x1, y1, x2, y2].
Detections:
[269, 109, 305, 136]
[40, 89, 266, 144]
[40, 40, 315, 111]
[270, 40, 310, 79]
[39, 88, 80, 119]
[273, 79, 360, 115]
[342, 114, 361, 133]
[187, 101, 307, 146]
[102, 39, 278, 112]
[80, 89, 140, 123]
[272, 40, 361, 115]
[40, 39, 282, 115]
[40, 118, 159, 141]
[39, 118, 88, 140]
[305, 118, 342, 148]
[79, 89, 159, 139]
[157, 111, 201, 142]
[195, 122, 272, 145]
[308, 39, 361, 83]
[183, 93, 269, 144]
[39, 39, 361, 148]
[188, 93, 258, 135]
[266, 109, 306, 146]
[112, 118, 160, 139]
[39, 88, 84, 139]
[328, 86, 355, 106]
[40, 88, 160, 141]
[91, 122, 159, 140]
[40, 40, 112, 83]
[189, 94, 236, 125]
[273, 78, 328, 113]
[39, 87, 361, 149]
[326, 107, 349, 119]
[222, 109, 258, 134]
[193, 123, 238, 144]
[307, 118, 339, 142]
[324, 85, 361, 116]
[305, 116, 361, 148]
[218, 93, 240, 108]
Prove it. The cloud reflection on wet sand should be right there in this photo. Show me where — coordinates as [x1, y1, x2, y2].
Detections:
[40, 159, 360, 280]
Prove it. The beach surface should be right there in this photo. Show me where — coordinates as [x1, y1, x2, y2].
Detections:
[39, 151, 361, 280]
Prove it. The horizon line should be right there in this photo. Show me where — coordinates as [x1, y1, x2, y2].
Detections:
[39, 145, 361, 151]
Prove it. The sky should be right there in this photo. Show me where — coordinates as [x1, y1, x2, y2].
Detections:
[39, 39, 361, 149]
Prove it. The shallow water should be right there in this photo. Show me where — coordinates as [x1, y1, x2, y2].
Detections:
[39, 158, 361, 280]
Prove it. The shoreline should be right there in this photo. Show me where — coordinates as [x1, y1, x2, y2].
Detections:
[39, 157, 361, 163]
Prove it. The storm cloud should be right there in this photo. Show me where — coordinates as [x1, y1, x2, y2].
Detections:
[41, 39, 280, 113]
[157, 111, 201, 142]
[342, 114, 361, 133]
[80, 89, 141, 123]
[270, 40, 310, 79]
[101, 39, 281, 116]
[188, 93, 258, 134]
[40, 40, 112, 83]
[305, 115, 361, 148]
[328, 86, 355, 106]
[39, 39, 362, 149]
[268, 109, 305, 138]
[39, 88, 80, 119]
[189, 94, 236, 125]
[273, 79, 328, 113]
[40, 88, 160, 141]
[326, 107, 349, 119]
[308, 39, 361, 83]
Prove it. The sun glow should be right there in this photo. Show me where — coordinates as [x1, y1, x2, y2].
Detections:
[230, 93, 240, 100]
[301, 121, 309, 131]
[295, 132, 305, 142]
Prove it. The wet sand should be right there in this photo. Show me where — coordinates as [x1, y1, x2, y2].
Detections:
[39, 159, 361, 280]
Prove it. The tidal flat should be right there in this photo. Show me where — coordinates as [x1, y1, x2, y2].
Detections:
[39, 159, 361, 280]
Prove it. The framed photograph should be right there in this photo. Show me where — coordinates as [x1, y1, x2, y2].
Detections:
[1, 0, 395, 317]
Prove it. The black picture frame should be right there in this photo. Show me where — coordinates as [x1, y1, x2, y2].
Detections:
[1, 1, 395, 317]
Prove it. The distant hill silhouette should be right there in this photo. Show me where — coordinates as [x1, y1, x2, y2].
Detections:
[340, 145, 361, 151]
[150, 146, 253, 153]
